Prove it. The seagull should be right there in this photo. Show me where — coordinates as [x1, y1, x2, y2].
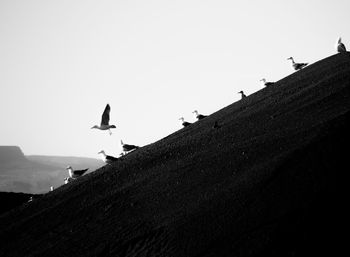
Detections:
[238, 91, 246, 99]
[287, 57, 308, 71]
[91, 104, 116, 135]
[179, 117, 192, 127]
[192, 110, 207, 120]
[260, 78, 275, 87]
[336, 37, 347, 53]
[120, 140, 139, 155]
[66, 166, 89, 179]
[98, 150, 119, 164]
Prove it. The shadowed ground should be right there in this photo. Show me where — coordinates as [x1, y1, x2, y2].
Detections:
[0, 53, 349, 257]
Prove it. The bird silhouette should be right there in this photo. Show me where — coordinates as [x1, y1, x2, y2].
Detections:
[260, 78, 275, 87]
[336, 37, 347, 53]
[66, 166, 89, 179]
[192, 110, 207, 120]
[120, 140, 139, 155]
[98, 150, 119, 164]
[91, 104, 116, 135]
[287, 57, 308, 71]
[179, 117, 192, 127]
[238, 91, 247, 99]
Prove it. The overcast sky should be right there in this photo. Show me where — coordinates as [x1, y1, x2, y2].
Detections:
[0, 0, 349, 158]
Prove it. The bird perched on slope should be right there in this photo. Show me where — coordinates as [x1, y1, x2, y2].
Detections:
[260, 78, 275, 87]
[120, 140, 139, 155]
[179, 117, 192, 127]
[91, 104, 116, 135]
[66, 166, 89, 179]
[336, 37, 347, 53]
[238, 91, 247, 99]
[192, 110, 207, 120]
[98, 150, 119, 164]
[287, 57, 308, 71]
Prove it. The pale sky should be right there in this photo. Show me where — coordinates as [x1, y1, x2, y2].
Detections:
[0, 0, 349, 158]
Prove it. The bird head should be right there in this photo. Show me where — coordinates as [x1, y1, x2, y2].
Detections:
[91, 125, 99, 129]
[238, 91, 244, 94]
[66, 165, 72, 170]
[179, 117, 185, 122]
[287, 57, 293, 61]
[110, 125, 116, 128]
[97, 150, 105, 155]
[120, 140, 124, 146]
[338, 37, 342, 44]
[260, 78, 266, 83]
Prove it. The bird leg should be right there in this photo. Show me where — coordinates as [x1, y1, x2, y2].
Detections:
[109, 129, 112, 135]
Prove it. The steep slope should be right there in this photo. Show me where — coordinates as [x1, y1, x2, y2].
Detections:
[0, 53, 349, 257]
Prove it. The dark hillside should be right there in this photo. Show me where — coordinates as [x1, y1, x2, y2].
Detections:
[0, 53, 349, 256]
[0, 192, 40, 215]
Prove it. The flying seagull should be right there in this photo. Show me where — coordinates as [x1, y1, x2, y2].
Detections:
[98, 150, 119, 164]
[66, 166, 89, 179]
[287, 57, 308, 71]
[260, 78, 275, 87]
[91, 104, 116, 135]
[238, 90, 247, 99]
[192, 110, 207, 120]
[179, 117, 192, 127]
[120, 140, 139, 155]
[336, 37, 347, 53]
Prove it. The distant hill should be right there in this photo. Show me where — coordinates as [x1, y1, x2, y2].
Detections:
[0, 146, 26, 162]
[0, 53, 349, 256]
[27, 155, 104, 170]
[0, 146, 31, 168]
[0, 146, 104, 193]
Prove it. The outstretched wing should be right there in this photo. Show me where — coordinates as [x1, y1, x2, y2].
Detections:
[101, 104, 111, 126]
